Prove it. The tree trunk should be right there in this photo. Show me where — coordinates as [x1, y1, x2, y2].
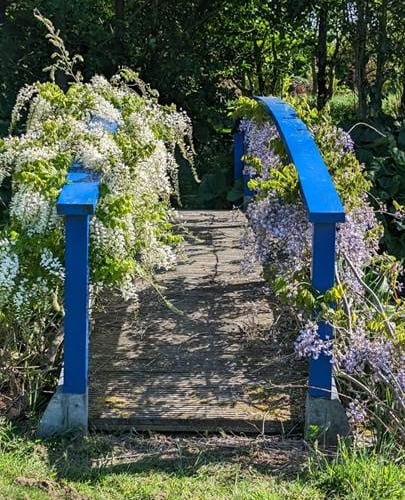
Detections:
[253, 39, 265, 95]
[400, 64, 405, 115]
[0, 0, 8, 25]
[370, 0, 388, 118]
[316, 3, 328, 109]
[311, 56, 318, 96]
[327, 33, 340, 102]
[269, 35, 280, 95]
[115, 0, 125, 20]
[354, 0, 369, 119]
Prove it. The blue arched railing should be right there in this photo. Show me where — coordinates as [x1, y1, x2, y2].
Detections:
[234, 97, 346, 401]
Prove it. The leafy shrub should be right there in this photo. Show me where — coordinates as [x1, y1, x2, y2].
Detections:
[327, 90, 357, 125]
[355, 119, 405, 260]
[0, 15, 194, 417]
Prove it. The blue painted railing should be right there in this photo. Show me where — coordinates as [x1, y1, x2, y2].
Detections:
[233, 119, 254, 200]
[56, 119, 118, 401]
[234, 97, 346, 399]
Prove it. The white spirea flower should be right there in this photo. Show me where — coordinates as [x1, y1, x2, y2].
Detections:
[1, 73, 196, 336]
[92, 93, 123, 126]
[89, 75, 110, 92]
[9, 187, 58, 236]
[9, 83, 39, 131]
[120, 278, 140, 303]
[128, 112, 155, 147]
[134, 141, 172, 200]
[26, 95, 55, 129]
[103, 161, 132, 193]
[76, 143, 104, 171]
[0, 137, 58, 174]
[76, 130, 122, 173]
[11, 276, 53, 325]
[40, 248, 64, 280]
[139, 222, 176, 271]
[0, 239, 19, 307]
[90, 219, 128, 258]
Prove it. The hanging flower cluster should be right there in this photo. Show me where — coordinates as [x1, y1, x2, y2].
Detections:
[233, 97, 404, 440]
[0, 69, 195, 409]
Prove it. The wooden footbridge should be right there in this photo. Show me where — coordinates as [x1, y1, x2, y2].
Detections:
[39, 98, 349, 441]
[89, 210, 306, 433]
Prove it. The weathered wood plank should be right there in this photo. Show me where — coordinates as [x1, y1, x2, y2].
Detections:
[89, 210, 306, 433]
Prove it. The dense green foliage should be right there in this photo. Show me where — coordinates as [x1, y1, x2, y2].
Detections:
[1, 1, 404, 211]
[352, 120, 405, 259]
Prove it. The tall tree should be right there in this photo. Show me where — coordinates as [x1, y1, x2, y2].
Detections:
[0, 1, 9, 25]
[370, 0, 388, 118]
[316, 2, 329, 109]
[352, 0, 370, 119]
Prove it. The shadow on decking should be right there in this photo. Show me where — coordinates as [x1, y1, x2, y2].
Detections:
[88, 211, 307, 434]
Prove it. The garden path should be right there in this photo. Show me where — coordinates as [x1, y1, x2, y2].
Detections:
[88, 211, 306, 433]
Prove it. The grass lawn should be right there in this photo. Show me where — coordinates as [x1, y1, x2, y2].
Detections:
[0, 421, 403, 499]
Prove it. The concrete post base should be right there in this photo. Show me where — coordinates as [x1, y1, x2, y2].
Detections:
[37, 385, 88, 437]
[305, 395, 350, 447]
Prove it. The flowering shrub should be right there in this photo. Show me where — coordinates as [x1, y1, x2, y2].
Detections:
[0, 15, 195, 416]
[233, 97, 405, 443]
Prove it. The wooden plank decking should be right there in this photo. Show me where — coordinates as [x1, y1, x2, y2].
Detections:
[89, 210, 306, 433]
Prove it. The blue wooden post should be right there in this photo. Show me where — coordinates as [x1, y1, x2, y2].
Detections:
[37, 119, 118, 436]
[233, 129, 254, 201]
[57, 171, 101, 395]
[62, 214, 91, 394]
[233, 96, 350, 442]
[233, 131, 244, 182]
[309, 223, 336, 398]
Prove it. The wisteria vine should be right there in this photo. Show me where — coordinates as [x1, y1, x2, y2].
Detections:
[234, 97, 404, 441]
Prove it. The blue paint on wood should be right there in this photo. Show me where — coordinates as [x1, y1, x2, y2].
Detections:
[88, 116, 119, 133]
[309, 223, 337, 398]
[255, 96, 345, 224]
[62, 215, 90, 394]
[312, 222, 336, 292]
[66, 170, 101, 183]
[234, 132, 244, 181]
[243, 172, 254, 198]
[233, 128, 254, 199]
[57, 178, 100, 215]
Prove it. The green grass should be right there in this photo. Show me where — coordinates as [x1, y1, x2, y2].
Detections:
[0, 439, 319, 499]
[308, 441, 405, 500]
[0, 420, 403, 499]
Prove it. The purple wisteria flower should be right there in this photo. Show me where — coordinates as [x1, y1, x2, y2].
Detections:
[239, 119, 281, 179]
[336, 203, 380, 294]
[346, 399, 367, 424]
[312, 124, 355, 156]
[294, 320, 333, 360]
[238, 111, 403, 434]
[339, 326, 393, 379]
[396, 355, 405, 393]
[242, 196, 311, 275]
